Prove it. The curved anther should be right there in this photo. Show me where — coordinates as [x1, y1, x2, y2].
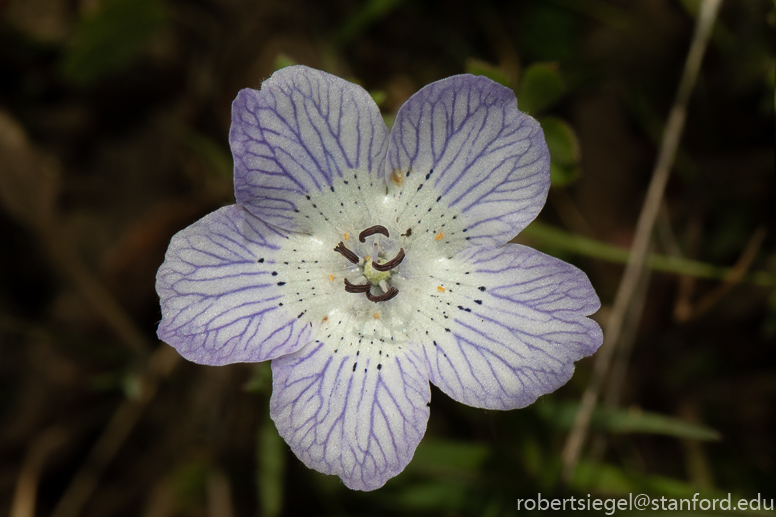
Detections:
[366, 286, 399, 303]
[358, 225, 390, 243]
[333, 242, 359, 264]
[372, 247, 405, 271]
[344, 278, 371, 293]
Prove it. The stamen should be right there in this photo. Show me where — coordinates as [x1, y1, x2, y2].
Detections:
[333, 242, 358, 264]
[344, 278, 371, 293]
[372, 248, 405, 271]
[359, 225, 390, 243]
[366, 287, 399, 303]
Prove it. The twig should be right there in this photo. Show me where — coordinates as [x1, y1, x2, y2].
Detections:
[51, 345, 180, 517]
[561, 0, 724, 482]
[671, 212, 703, 321]
[589, 266, 653, 464]
[10, 427, 68, 517]
[41, 227, 152, 357]
[683, 226, 767, 321]
[603, 266, 653, 411]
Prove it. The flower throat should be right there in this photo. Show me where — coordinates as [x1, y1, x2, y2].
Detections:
[334, 225, 404, 303]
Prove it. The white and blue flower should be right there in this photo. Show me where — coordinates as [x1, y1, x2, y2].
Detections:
[156, 65, 603, 491]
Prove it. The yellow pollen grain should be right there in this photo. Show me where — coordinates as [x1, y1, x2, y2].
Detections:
[365, 256, 370, 262]
[328, 274, 334, 282]
[373, 313, 379, 319]
[435, 232, 444, 241]
[323, 316, 328, 322]
[389, 169, 404, 186]
[344, 233, 349, 241]
[437, 286, 445, 292]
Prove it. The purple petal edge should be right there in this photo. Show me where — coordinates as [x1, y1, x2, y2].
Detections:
[421, 243, 602, 410]
[270, 338, 431, 491]
[155, 205, 316, 365]
[385, 74, 551, 246]
[230, 65, 389, 232]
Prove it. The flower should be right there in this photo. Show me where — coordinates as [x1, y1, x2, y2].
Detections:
[156, 65, 603, 491]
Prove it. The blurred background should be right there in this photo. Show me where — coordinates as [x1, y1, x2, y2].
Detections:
[1, 0, 774, 515]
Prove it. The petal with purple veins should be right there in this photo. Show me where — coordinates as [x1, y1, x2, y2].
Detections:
[384, 75, 550, 246]
[231, 65, 389, 232]
[412, 244, 602, 410]
[156, 205, 318, 365]
[270, 320, 430, 491]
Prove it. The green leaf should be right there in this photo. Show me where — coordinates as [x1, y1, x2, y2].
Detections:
[61, 0, 165, 86]
[536, 400, 721, 441]
[177, 128, 232, 180]
[541, 116, 581, 187]
[550, 161, 580, 187]
[572, 460, 735, 501]
[394, 481, 468, 511]
[408, 438, 491, 473]
[334, 0, 405, 46]
[541, 116, 580, 165]
[256, 417, 285, 517]
[465, 59, 512, 87]
[273, 53, 297, 71]
[370, 89, 388, 107]
[517, 62, 566, 114]
[600, 408, 721, 441]
[243, 362, 272, 394]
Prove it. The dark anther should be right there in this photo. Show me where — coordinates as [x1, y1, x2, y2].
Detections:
[333, 242, 359, 264]
[366, 287, 399, 303]
[344, 278, 371, 293]
[372, 248, 405, 271]
[359, 225, 390, 243]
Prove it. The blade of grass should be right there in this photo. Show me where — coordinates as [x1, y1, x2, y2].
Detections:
[539, 401, 721, 441]
[521, 222, 776, 287]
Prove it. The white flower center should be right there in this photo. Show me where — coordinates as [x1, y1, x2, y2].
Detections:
[363, 256, 393, 285]
[335, 225, 404, 303]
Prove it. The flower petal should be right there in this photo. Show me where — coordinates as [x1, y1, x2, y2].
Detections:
[156, 205, 318, 365]
[384, 74, 550, 246]
[405, 244, 601, 410]
[231, 65, 389, 232]
[270, 316, 431, 491]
